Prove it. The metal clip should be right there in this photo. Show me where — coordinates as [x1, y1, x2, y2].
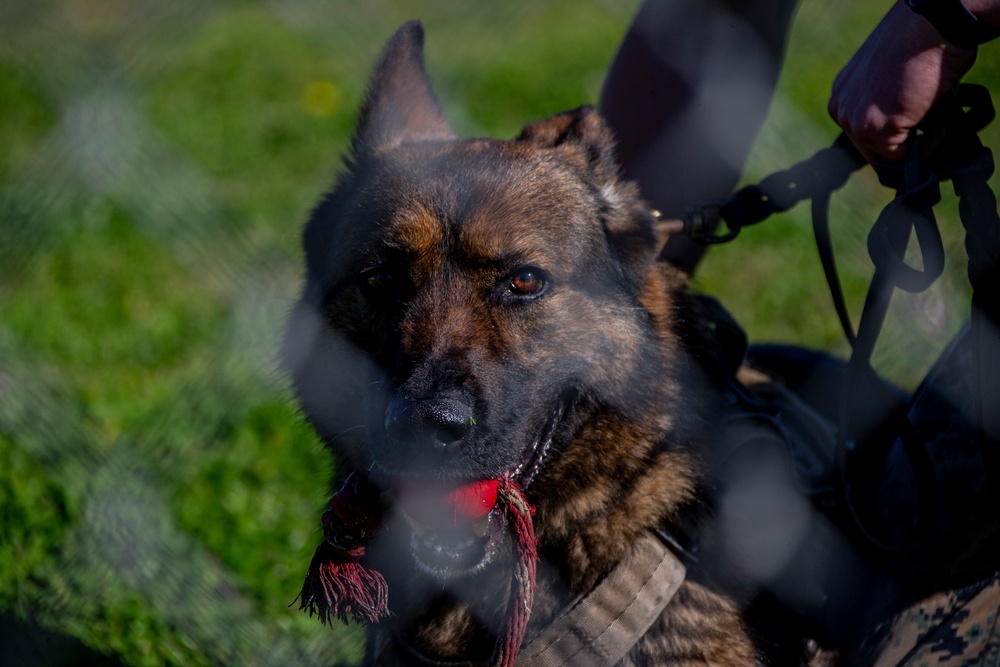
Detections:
[684, 203, 740, 244]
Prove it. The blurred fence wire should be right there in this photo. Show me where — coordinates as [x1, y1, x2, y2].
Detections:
[0, 1, 641, 665]
[2, 0, 999, 665]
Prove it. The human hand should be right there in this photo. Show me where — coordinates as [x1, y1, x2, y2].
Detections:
[828, 1, 978, 162]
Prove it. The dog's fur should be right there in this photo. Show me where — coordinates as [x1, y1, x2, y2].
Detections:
[284, 21, 759, 666]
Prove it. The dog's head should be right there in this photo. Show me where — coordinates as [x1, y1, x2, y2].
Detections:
[285, 22, 686, 578]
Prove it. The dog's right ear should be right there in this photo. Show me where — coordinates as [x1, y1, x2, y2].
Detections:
[350, 21, 455, 158]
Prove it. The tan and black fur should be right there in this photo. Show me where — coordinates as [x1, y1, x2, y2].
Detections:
[284, 21, 759, 666]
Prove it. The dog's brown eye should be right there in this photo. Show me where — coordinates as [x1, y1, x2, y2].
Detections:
[509, 269, 546, 297]
[366, 273, 394, 290]
[362, 271, 397, 297]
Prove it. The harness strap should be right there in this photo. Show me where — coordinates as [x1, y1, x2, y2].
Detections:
[374, 532, 685, 667]
[516, 532, 685, 667]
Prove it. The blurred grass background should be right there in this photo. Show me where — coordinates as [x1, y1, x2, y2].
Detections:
[2, 1, 999, 665]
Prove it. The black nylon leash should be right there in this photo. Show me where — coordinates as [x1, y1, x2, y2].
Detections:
[837, 129, 945, 554]
[672, 83, 1000, 553]
[673, 133, 866, 245]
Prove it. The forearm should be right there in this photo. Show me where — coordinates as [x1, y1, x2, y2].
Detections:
[599, 0, 797, 272]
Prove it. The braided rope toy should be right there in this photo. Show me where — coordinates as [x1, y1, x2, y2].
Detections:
[297, 472, 537, 667]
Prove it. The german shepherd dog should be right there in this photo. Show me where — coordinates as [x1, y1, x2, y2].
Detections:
[285, 21, 761, 666]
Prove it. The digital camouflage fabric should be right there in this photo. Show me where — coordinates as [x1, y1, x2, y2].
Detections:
[873, 573, 1000, 667]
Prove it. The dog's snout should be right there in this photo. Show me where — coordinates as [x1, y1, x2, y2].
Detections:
[385, 397, 474, 451]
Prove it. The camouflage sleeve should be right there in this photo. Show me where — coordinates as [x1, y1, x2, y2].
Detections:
[873, 573, 1000, 667]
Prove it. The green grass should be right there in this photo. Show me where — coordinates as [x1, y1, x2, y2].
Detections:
[2, 1, 999, 664]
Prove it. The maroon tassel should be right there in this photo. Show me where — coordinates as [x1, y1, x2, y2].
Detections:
[491, 475, 538, 667]
[297, 471, 539, 667]
[297, 471, 390, 625]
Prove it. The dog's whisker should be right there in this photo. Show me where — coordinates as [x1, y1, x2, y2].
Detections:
[329, 424, 367, 443]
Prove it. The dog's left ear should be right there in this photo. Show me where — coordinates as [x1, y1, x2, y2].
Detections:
[351, 20, 455, 159]
[517, 106, 619, 186]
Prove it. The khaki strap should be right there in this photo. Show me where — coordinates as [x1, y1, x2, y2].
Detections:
[516, 532, 686, 667]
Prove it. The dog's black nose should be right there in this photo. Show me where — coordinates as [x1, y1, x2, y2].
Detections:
[385, 397, 474, 451]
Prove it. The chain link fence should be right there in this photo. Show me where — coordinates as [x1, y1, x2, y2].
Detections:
[2, 0, 998, 665]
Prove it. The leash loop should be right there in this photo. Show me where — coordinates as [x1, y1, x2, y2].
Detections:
[837, 132, 943, 556]
[865, 153, 945, 294]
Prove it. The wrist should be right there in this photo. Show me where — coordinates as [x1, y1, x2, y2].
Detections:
[961, 0, 1000, 27]
[904, 0, 1000, 48]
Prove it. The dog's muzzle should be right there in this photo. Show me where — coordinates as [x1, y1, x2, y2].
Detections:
[377, 392, 573, 577]
[384, 396, 475, 453]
